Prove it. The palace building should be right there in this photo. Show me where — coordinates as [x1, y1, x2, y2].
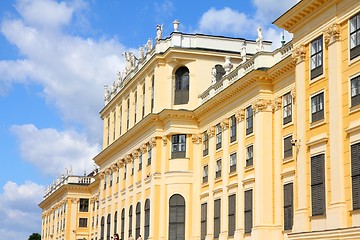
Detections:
[39, 0, 360, 239]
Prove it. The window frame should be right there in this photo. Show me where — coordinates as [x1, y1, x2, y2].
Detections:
[283, 92, 292, 125]
[311, 92, 325, 123]
[174, 67, 190, 105]
[215, 124, 222, 150]
[310, 35, 323, 79]
[230, 115, 237, 143]
[246, 145, 254, 167]
[203, 132, 209, 156]
[284, 183, 293, 230]
[229, 152, 237, 173]
[244, 189, 253, 234]
[351, 75, 360, 107]
[215, 159, 222, 179]
[350, 12, 360, 60]
[213, 199, 221, 239]
[201, 203, 207, 240]
[283, 135, 293, 159]
[171, 134, 186, 158]
[246, 106, 253, 135]
[79, 198, 89, 212]
[79, 218, 88, 228]
[311, 154, 326, 216]
[202, 165, 208, 183]
[228, 194, 236, 236]
[168, 194, 186, 240]
[351, 142, 360, 210]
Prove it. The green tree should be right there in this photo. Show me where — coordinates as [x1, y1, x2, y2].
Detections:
[28, 233, 41, 240]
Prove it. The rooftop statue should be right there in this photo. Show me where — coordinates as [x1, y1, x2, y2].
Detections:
[156, 24, 163, 42]
[241, 42, 247, 62]
[146, 38, 153, 53]
[138, 46, 145, 62]
[256, 27, 264, 51]
[123, 51, 136, 74]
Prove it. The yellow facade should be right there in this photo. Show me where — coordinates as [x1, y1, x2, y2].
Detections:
[39, 0, 360, 239]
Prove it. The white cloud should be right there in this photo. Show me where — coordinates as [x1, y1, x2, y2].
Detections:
[0, 0, 125, 141]
[196, 1, 297, 49]
[0, 181, 44, 239]
[198, 7, 254, 36]
[11, 124, 100, 176]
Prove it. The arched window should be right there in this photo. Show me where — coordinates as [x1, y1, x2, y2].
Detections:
[144, 199, 150, 240]
[174, 67, 189, 105]
[121, 209, 125, 240]
[129, 205, 133, 238]
[107, 214, 111, 240]
[169, 194, 185, 240]
[114, 211, 118, 235]
[136, 202, 141, 238]
[100, 216, 105, 240]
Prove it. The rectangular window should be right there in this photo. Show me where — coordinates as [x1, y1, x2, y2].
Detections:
[351, 75, 360, 107]
[228, 194, 236, 236]
[142, 84, 146, 118]
[127, 99, 130, 130]
[201, 203, 207, 240]
[214, 199, 221, 239]
[350, 12, 360, 60]
[215, 159, 222, 179]
[171, 134, 186, 158]
[79, 199, 89, 212]
[283, 92, 292, 125]
[124, 164, 127, 179]
[310, 36, 323, 79]
[351, 142, 360, 209]
[139, 153, 142, 171]
[246, 145, 253, 167]
[230, 115, 237, 143]
[203, 165, 208, 183]
[284, 183, 293, 230]
[311, 154, 325, 216]
[148, 147, 152, 165]
[230, 152, 237, 173]
[216, 124, 222, 150]
[131, 160, 134, 175]
[246, 106, 253, 135]
[151, 77, 155, 112]
[104, 175, 107, 189]
[283, 135, 293, 159]
[113, 111, 116, 140]
[109, 172, 113, 187]
[134, 91, 137, 123]
[203, 132, 209, 156]
[244, 189, 253, 234]
[311, 92, 324, 122]
[79, 218, 88, 227]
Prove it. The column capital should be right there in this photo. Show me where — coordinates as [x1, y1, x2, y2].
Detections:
[132, 149, 140, 158]
[207, 126, 216, 138]
[99, 172, 105, 179]
[192, 134, 202, 144]
[253, 98, 273, 113]
[272, 97, 282, 111]
[292, 44, 306, 63]
[324, 23, 341, 46]
[220, 118, 229, 130]
[148, 137, 157, 147]
[162, 136, 168, 146]
[125, 154, 133, 163]
[140, 143, 148, 153]
[235, 109, 245, 122]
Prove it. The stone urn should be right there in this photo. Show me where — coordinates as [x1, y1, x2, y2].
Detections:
[223, 56, 233, 74]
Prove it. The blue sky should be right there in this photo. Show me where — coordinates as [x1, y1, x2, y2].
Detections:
[0, 0, 297, 238]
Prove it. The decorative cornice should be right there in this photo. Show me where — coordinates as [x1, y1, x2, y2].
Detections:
[292, 44, 306, 63]
[253, 99, 273, 113]
[148, 137, 156, 147]
[235, 109, 245, 122]
[192, 134, 202, 144]
[324, 23, 341, 46]
[162, 136, 168, 146]
[207, 126, 216, 138]
[220, 118, 229, 130]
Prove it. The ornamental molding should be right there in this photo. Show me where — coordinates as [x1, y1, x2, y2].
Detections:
[235, 109, 245, 122]
[117, 160, 125, 168]
[324, 23, 340, 46]
[125, 154, 133, 163]
[140, 144, 148, 153]
[292, 44, 306, 63]
[220, 118, 229, 130]
[105, 168, 112, 175]
[253, 99, 273, 113]
[111, 164, 118, 171]
[272, 97, 282, 111]
[99, 172, 105, 179]
[291, 87, 296, 102]
[192, 134, 202, 144]
[207, 126, 216, 138]
[132, 149, 140, 158]
[148, 137, 157, 147]
[162, 136, 168, 146]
